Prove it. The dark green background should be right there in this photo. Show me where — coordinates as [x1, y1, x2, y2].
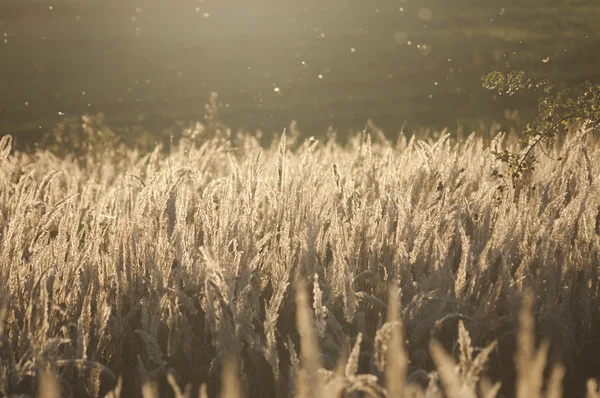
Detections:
[1, 0, 599, 143]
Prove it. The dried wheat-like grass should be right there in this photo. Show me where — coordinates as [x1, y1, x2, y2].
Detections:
[38, 369, 61, 398]
[295, 280, 323, 398]
[0, 126, 599, 397]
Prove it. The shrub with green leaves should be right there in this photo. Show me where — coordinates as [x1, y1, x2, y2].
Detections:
[482, 70, 600, 181]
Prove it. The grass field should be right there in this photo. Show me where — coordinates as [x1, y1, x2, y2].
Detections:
[1, 0, 600, 145]
[2, 1, 600, 396]
[1, 117, 600, 397]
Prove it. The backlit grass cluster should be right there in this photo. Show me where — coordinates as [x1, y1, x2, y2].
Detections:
[1, 122, 600, 397]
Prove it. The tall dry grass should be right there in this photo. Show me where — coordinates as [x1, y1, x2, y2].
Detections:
[1, 122, 600, 397]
